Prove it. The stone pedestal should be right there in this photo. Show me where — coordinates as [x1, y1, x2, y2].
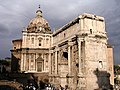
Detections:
[77, 75, 86, 90]
[67, 74, 74, 90]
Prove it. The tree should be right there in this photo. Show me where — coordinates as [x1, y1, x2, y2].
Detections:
[114, 65, 120, 74]
[0, 60, 10, 66]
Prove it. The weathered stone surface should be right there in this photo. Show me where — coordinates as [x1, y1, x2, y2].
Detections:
[11, 8, 114, 90]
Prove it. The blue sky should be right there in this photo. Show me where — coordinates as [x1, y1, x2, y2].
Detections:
[0, 0, 120, 64]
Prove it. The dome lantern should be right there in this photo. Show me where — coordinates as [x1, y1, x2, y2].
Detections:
[36, 5, 42, 17]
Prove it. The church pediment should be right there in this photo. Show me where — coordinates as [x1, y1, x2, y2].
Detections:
[36, 56, 44, 61]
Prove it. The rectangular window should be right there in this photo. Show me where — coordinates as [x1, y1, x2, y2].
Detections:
[39, 39, 42, 46]
[37, 62, 42, 72]
[32, 38, 34, 44]
[46, 38, 49, 44]
[31, 54, 34, 62]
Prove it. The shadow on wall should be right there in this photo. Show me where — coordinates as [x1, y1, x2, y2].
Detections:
[94, 68, 113, 90]
[0, 73, 49, 90]
[0, 85, 17, 90]
[0, 73, 37, 90]
[11, 54, 20, 72]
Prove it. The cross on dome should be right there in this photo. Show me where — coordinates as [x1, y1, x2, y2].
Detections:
[38, 5, 40, 9]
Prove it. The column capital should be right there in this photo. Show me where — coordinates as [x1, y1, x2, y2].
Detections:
[55, 46, 60, 51]
[68, 40, 73, 46]
[66, 73, 74, 78]
[49, 50, 54, 53]
[77, 37, 84, 42]
[76, 32, 88, 37]
[76, 34, 83, 38]
[77, 73, 84, 78]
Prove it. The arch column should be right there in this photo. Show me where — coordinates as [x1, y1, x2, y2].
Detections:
[49, 50, 53, 75]
[44, 54, 46, 71]
[77, 37, 83, 76]
[54, 46, 60, 88]
[77, 36, 86, 89]
[24, 53, 27, 71]
[68, 40, 73, 75]
[55, 46, 59, 75]
[67, 40, 74, 90]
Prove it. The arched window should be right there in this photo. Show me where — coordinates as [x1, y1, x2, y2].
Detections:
[39, 40, 42, 46]
[99, 61, 103, 69]
[90, 29, 92, 34]
[63, 52, 68, 60]
[38, 37, 42, 46]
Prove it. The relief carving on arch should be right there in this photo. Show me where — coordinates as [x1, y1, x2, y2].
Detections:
[72, 44, 78, 64]
[60, 46, 68, 60]
[58, 46, 68, 64]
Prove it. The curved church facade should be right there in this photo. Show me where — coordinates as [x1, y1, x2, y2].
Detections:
[11, 6, 114, 90]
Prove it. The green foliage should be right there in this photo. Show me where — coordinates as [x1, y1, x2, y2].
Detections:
[114, 65, 120, 75]
[0, 60, 10, 66]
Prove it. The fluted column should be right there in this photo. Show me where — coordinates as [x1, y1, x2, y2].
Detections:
[77, 37, 86, 90]
[77, 37, 82, 76]
[55, 46, 59, 75]
[44, 54, 46, 71]
[21, 53, 24, 71]
[49, 50, 52, 74]
[68, 41, 73, 75]
[35, 53, 37, 71]
[67, 40, 74, 90]
[35, 54, 38, 71]
[68, 46, 71, 75]
[24, 54, 27, 71]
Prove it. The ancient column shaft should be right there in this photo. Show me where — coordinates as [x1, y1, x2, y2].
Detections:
[68, 41, 73, 75]
[77, 38, 82, 75]
[68, 45, 71, 75]
[21, 54, 24, 71]
[55, 48, 58, 75]
[49, 51, 52, 74]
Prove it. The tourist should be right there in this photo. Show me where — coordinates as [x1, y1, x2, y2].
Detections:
[60, 85, 64, 90]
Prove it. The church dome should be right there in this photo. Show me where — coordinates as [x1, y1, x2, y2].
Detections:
[27, 6, 51, 33]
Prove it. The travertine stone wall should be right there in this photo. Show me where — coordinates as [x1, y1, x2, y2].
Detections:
[22, 31, 52, 48]
[107, 45, 114, 86]
[51, 13, 113, 90]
